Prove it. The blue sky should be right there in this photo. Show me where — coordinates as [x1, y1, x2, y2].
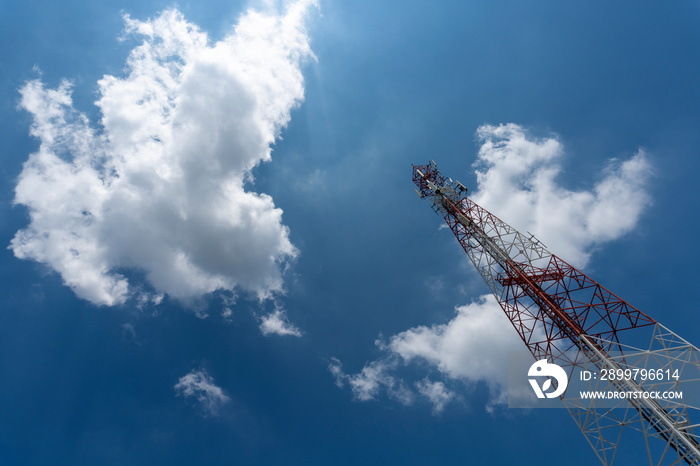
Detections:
[1, 0, 700, 464]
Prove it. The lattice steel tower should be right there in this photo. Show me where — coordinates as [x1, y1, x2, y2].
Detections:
[413, 160, 700, 465]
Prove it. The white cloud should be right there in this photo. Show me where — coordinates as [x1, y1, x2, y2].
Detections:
[389, 295, 520, 406]
[259, 309, 302, 337]
[10, 1, 318, 307]
[332, 123, 653, 411]
[174, 369, 230, 416]
[471, 123, 652, 267]
[416, 379, 456, 414]
[328, 357, 414, 405]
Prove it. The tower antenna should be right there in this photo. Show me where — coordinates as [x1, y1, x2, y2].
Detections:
[413, 161, 700, 465]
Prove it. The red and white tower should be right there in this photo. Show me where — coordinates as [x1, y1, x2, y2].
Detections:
[413, 160, 700, 465]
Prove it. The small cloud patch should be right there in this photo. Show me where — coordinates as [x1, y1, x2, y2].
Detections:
[259, 309, 302, 337]
[174, 369, 230, 416]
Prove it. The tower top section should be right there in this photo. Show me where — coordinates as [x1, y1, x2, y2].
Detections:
[412, 160, 468, 205]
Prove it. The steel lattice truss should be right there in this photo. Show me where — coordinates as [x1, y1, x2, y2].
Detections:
[413, 160, 700, 465]
[568, 325, 700, 465]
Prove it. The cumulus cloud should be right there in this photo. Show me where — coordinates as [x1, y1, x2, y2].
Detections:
[332, 123, 652, 411]
[174, 369, 230, 416]
[259, 308, 302, 337]
[10, 1, 317, 307]
[472, 123, 651, 267]
[389, 295, 521, 407]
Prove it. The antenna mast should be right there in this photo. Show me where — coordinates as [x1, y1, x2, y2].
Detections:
[413, 161, 700, 465]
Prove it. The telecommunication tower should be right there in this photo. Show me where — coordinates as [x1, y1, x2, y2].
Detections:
[413, 160, 700, 465]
